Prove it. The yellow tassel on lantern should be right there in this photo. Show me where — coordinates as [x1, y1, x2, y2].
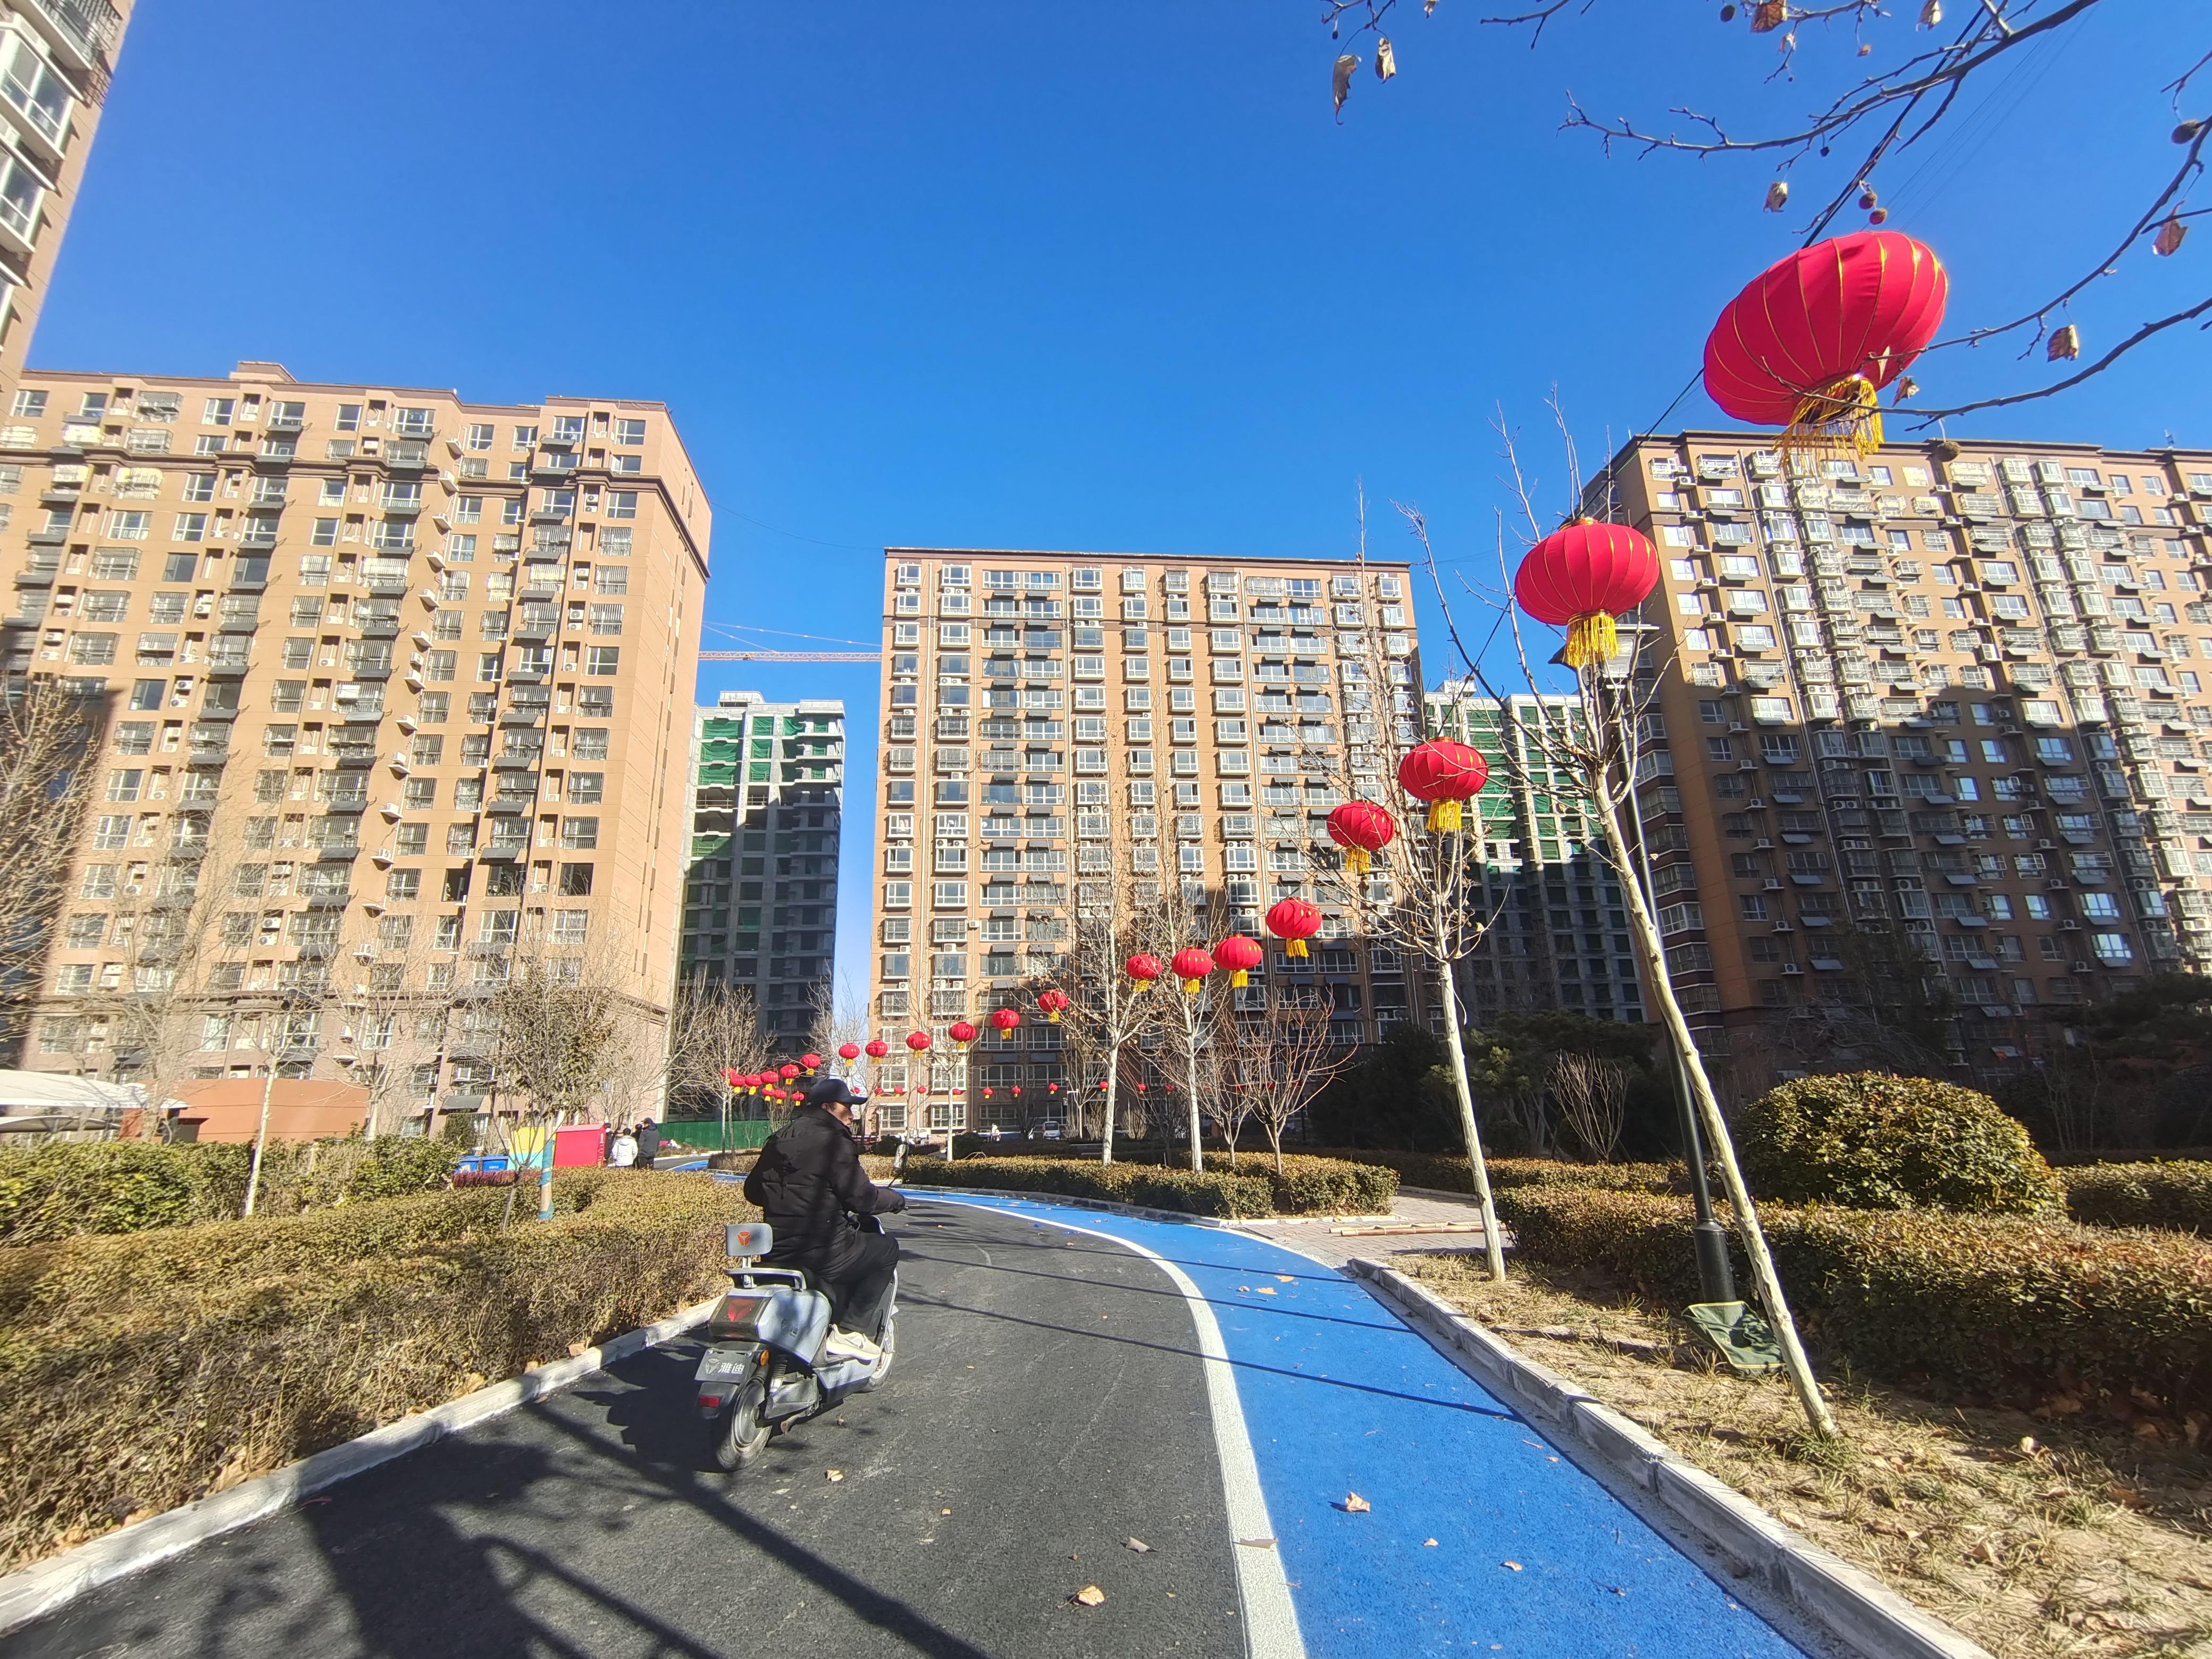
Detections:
[1563, 612, 1616, 668]
[1781, 373, 1883, 461]
[1181, 977, 1201, 995]
[1045, 1009, 1060, 1023]
[1426, 799, 1463, 833]
[1230, 969, 1249, 988]
[1287, 938, 1309, 958]
[1345, 848, 1370, 874]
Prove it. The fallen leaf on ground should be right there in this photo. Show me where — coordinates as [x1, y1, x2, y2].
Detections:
[1503, 1561, 1523, 1571]
[1073, 1585, 1105, 1607]
[941, 1508, 952, 1515]
[1238, 1537, 1277, 1549]
[1126, 1538, 1152, 1552]
[566, 1341, 589, 1358]
[1276, 1275, 1295, 1282]
[1343, 1493, 1371, 1512]
[1422, 1538, 1438, 1547]
[826, 1470, 845, 1483]
[1256, 1287, 1278, 1296]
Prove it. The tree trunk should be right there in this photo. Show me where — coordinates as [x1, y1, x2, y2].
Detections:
[1185, 1035, 1203, 1175]
[1434, 953, 1507, 1281]
[241, 1059, 279, 1219]
[1594, 780, 1839, 1438]
[1101, 1059, 1117, 1165]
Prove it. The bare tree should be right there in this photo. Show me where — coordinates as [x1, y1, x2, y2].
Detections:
[1547, 1051, 1628, 1162]
[666, 975, 778, 1129]
[0, 675, 98, 1057]
[1236, 985, 1352, 1174]
[1057, 796, 1173, 1163]
[334, 914, 460, 1141]
[1318, 527, 1513, 1280]
[1318, 3, 2207, 418]
[1394, 408, 1839, 1436]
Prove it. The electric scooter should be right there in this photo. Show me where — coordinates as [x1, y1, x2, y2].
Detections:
[694, 1215, 899, 1471]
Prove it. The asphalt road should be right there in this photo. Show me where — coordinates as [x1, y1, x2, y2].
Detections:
[1, 1197, 1246, 1659]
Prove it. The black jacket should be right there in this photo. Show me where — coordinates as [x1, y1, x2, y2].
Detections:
[742, 1104, 904, 1268]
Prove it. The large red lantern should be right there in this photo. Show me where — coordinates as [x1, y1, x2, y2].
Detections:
[1170, 947, 1215, 995]
[1397, 739, 1489, 833]
[1326, 800, 1397, 874]
[800, 1051, 823, 1074]
[1265, 896, 1322, 959]
[1037, 988, 1070, 1024]
[837, 1042, 861, 1062]
[990, 1007, 1020, 1038]
[779, 1062, 801, 1082]
[1213, 934, 1263, 989]
[723, 1067, 743, 1089]
[1512, 520, 1661, 669]
[864, 1038, 890, 1059]
[948, 1020, 978, 1048]
[906, 1031, 931, 1053]
[1125, 952, 1164, 985]
[1703, 229, 1947, 458]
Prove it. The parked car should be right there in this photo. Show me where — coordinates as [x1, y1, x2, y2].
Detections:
[1034, 1119, 1064, 1140]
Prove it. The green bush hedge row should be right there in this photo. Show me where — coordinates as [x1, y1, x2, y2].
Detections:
[1491, 1185, 2212, 1417]
[1199, 1153, 1398, 1214]
[2058, 1160, 2212, 1235]
[0, 1169, 750, 1571]
[0, 1138, 463, 1245]
[901, 1156, 1275, 1217]
[1301, 1147, 1681, 1197]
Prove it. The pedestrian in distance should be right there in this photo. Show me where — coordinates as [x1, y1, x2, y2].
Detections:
[635, 1117, 661, 1169]
[608, 1125, 639, 1168]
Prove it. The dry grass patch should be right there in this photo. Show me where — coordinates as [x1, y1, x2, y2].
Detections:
[1404, 1250, 2212, 1659]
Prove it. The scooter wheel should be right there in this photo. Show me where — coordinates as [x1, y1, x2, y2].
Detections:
[714, 1385, 770, 1471]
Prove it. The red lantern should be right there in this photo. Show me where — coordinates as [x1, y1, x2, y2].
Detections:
[837, 1042, 861, 1062]
[1213, 934, 1263, 988]
[800, 1051, 823, 1074]
[1011, 1086, 1021, 1097]
[780, 1062, 801, 1081]
[1125, 952, 1164, 985]
[1037, 988, 1070, 1024]
[1512, 519, 1661, 669]
[1096, 1080, 1107, 1091]
[1397, 739, 1489, 833]
[906, 1031, 931, 1053]
[1326, 800, 1397, 874]
[1265, 896, 1323, 959]
[949, 1020, 978, 1048]
[990, 1007, 1020, 1038]
[865, 1038, 890, 1059]
[1049, 1082, 1060, 1093]
[1703, 229, 1947, 458]
[1170, 946, 1215, 994]
[723, 1067, 743, 1088]
[1136, 1082, 1147, 1094]
[982, 1087, 993, 1099]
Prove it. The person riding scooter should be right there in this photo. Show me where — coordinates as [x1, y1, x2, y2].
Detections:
[742, 1076, 904, 1360]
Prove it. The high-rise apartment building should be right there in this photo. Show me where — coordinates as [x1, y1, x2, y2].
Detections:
[1592, 430, 2212, 1091]
[5, 363, 708, 1122]
[679, 689, 843, 1041]
[0, 0, 134, 391]
[869, 548, 1421, 1135]
[1425, 685, 1648, 1027]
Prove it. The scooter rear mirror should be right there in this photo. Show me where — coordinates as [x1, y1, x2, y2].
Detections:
[726, 1221, 774, 1259]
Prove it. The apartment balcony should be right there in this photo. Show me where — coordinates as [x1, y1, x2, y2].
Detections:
[492, 750, 541, 770]
[356, 616, 401, 639]
[265, 413, 305, 433]
[380, 497, 424, 517]
[479, 840, 527, 861]
[14, 562, 55, 586]
[386, 442, 431, 471]
[485, 795, 534, 815]
[21, 0, 120, 76]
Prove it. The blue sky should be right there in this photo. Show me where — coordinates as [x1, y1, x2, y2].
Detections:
[34, 2, 2202, 1006]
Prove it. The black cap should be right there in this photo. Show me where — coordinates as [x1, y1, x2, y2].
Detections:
[804, 1076, 869, 1110]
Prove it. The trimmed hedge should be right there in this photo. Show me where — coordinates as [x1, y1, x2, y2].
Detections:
[901, 1156, 1273, 1217]
[1201, 1153, 1398, 1215]
[0, 1169, 750, 1570]
[1490, 1186, 2212, 1417]
[2060, 1160, 2212, 1235]
[1737, 1072, 2063, 1215]
[0, 1137, 463, 1245]
[1302, 1147, 1680, 1197]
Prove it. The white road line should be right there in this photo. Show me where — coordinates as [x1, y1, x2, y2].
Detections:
[929, 1197, 1306, 1659]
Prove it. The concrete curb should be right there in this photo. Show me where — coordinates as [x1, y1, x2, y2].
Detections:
[0, 1294, 724, 1641]
[1345, 1259, 1995, 1659]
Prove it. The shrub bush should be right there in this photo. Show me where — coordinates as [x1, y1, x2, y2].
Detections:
[1490, 1186, 2212, 1418]
[1736, 1072, 2063, 1214]
[1201, 1153, 1397, 1214]
[1301, 1148, 1679, 1197]
[0, 1169, 750, 1571]
[901, 1155, 1273, 1217]
[2059, 1160, 2212, 1235]
[0, 1137, 464, 1245]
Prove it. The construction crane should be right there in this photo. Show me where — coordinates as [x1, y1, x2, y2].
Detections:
[699, 649, 881, 663]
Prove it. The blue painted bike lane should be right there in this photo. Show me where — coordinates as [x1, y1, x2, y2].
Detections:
[930, 1193, 1808, 1659]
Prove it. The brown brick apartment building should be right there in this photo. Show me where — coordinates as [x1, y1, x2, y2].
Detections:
[4, 362, 706, 1125]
